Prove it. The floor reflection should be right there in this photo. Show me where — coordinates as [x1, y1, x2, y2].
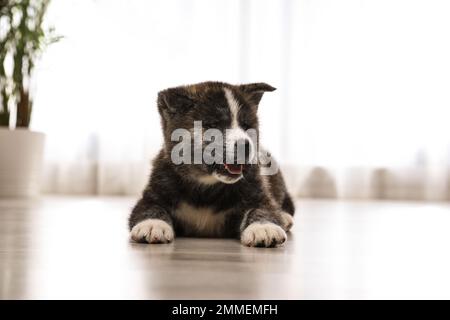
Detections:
[1, 197, 450, 299]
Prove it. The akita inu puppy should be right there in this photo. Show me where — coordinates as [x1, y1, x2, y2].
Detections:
[129, 82, 295, 247]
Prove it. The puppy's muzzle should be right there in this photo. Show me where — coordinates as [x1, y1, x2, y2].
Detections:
[227, 138, 253, 164]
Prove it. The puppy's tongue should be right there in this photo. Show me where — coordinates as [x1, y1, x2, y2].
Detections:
[224, 164, 243, 175]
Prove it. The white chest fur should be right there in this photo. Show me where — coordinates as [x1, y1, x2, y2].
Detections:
[174, 202, 227, 237]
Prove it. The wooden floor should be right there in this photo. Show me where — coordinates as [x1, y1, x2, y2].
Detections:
[1, 196, 450, 299]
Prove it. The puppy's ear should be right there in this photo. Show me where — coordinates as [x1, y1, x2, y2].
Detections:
[238, 83, 276, 106]
[157, 87, 194, 116]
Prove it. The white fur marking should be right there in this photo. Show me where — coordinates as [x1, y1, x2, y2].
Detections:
[241, 222, 287, 247]
[223, 88, 255, 162]
[212, 172, 242, 184]
[224, 88, 240, 128]
[192, 172, 242, 185]
[130, 219, 174, 244]
[195, 174, 220, 185]
[193, 172, 242, 185]
[174, 202, 227, 236]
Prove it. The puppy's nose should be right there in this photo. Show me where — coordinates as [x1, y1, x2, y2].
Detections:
[233, 139, 253, 164]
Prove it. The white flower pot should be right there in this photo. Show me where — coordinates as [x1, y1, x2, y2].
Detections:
[0, 128, 46, 198]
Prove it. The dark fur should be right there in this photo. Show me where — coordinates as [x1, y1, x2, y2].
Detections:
[129, 81, 295, 241]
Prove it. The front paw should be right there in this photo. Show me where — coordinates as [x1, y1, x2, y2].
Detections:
[281, 211, 294, 231]
[130, 219, 174, 244]
[241, 222, 287, 247]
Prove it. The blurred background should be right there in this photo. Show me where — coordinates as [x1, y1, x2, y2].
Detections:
[30, 0, 450, 200]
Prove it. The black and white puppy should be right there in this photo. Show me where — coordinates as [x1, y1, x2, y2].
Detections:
[129, 81, 295, 247]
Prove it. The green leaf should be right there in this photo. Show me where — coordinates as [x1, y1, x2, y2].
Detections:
[0, 0, 62, 128]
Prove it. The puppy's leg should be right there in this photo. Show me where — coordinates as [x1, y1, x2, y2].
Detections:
[129, 199, 174, 244]
[280, 195, 295, 231]
[266, 170, 296, 232]
[240, 209, 287, 248]
[281, 211, 294, 232]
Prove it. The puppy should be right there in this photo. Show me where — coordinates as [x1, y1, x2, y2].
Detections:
[129, 82, 295, 247]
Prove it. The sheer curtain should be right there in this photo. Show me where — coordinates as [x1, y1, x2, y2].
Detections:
[32, 0, 450, 200]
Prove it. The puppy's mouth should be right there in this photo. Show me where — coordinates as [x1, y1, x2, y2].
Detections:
[223, 163, 243, 176]
[210, 164, 245, 184]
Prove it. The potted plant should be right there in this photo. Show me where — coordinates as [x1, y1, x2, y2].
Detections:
[0, 0, 60, 197]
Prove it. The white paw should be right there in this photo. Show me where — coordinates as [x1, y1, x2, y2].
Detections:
[130, 219, 174, 244]
[241, 222, 287, 247]
[281, 212, 294, 231]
